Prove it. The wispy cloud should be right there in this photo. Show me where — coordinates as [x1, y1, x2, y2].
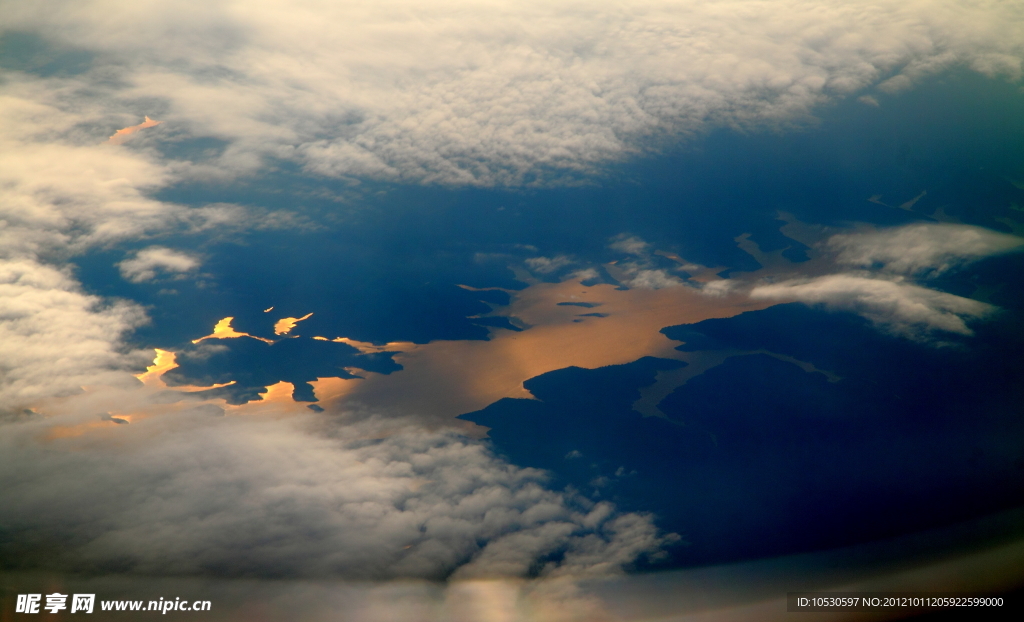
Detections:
[607, 234, 685, 289]
[117, 246, 200, 282]
[750, 274, 994, 338]
[747, 223, 1021, 339]
[827, 224, 1024, 276]
[609, 235, 650, 256]
[526, 255, 576, 275]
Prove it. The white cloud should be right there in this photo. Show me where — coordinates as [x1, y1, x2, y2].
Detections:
[0, 408, 674, 579]
[623, 268, 682, 290]
[699, 279, 736, 297]
[750, 274, 994, 338]
[827, 224, 1024, 275]
[570, 268, 600, 282]
[118, 246, 201, 282]
[0, 79, 177, 258]
[2, 1, 1021, 186]
[607, 235, 685, 289]
[526, 255, 575, 274]
[609, 235, 650, 256]
[739, 224, 1021, 338]
[0, 258, 147, 409]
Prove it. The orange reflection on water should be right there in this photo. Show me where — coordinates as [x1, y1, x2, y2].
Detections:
[314, 279, 775, 424]
[274, 313, 313, 335]
[330, 337, 416, 354]
[219, 381, 315, 418]
[107, 116, 161, 144]
[134, 348, 237, 392]
[192, 317, 274, 344]
[135, 348, 177, 387]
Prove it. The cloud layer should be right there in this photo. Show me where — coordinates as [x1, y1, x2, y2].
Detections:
[0, 408, 672, 580]
[2, 1, 1022, 185]
[0, 259, 146, 409]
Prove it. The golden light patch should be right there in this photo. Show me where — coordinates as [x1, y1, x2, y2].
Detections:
[274, 313, 313, 335]
[134, 349, 238, 392]
[192, 317, 274, 344]
[330, 337, 416, 354]
[311, 278, 776, 424]
[308, 376, 366, 402]
[257, 381, 295, 403]
[134, 348, 177, 387]
[107, 116, 161, 144]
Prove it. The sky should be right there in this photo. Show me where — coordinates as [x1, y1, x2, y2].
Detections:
[2, 1, 1024, 620]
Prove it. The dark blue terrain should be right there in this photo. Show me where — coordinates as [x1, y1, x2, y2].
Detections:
[461, 301, 1024, 567]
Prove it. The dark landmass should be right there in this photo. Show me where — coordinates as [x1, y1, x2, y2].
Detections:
[463, 302, 1024, 568]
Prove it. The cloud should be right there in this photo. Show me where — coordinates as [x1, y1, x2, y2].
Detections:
[750, 274, 994, 338]
[0, 408, 674, 580]
[606, 234, 686, 289]
[0, 258, 147, 410]
[699, 279, 736, 297]
[827, 224, 1024, 276]
[609, 235, 650, 256]
[117, 246, 201, 282]
[526, 255, 575, 274]
[740, 224, 1020, 338]
[623, 269, 682, 290]
[2, 1, 1022, 186]
[570, 268, 601, 283]
[0, 79, 177, 257]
